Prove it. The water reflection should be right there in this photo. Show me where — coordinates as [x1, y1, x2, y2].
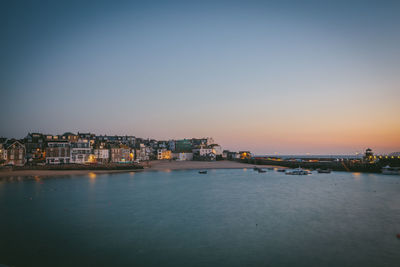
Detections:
[1, 170, 400, 267]
[6, 176, 25, 182]
[88, 172, 97, 188]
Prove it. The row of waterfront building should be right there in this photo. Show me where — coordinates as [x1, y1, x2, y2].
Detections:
[0, 132, 252, 166]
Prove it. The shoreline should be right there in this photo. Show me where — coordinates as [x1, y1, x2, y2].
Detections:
[0, 169, 142, 180]
[142, 160, 282, 171]
[0, 161, 281, 179]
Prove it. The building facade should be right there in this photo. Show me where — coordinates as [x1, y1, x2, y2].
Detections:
[110, 146, 132, 163]
[45, 141, 71, 164]
[211, 145, 223, 156]
[136, 144, 150, 161]
[24, 133, 46, 164]
[4, 140, 26, 166]
[70, 139, 91, 164]
[157, 149, 172, 160]
[175, 139, 192, 153]
[93, 148, 110, 164]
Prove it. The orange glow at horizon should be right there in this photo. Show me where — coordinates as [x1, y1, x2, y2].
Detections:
[213, 111, 400, 154]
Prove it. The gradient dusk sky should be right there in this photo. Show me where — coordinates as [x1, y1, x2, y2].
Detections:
[1, 0, 399, 154]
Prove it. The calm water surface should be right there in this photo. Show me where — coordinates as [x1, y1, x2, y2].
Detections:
[1, 169, 399, 267]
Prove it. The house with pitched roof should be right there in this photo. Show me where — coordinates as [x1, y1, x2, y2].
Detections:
[4, 140, 26, 166]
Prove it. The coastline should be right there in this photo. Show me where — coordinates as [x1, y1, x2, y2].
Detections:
[142, 160, 282, 171]
[0, 160, 281, 179]
[0, 169, 142, 180]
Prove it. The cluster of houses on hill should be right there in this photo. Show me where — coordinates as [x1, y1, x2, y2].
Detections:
[0, 132, 252, 166]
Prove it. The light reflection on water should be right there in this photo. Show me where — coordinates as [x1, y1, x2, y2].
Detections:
[0, 169, 399, 267]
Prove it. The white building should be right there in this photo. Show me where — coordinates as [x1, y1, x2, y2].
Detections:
[136, 144, 150, 161]
[231, 152, 240, 159]
[70, 139, 91, 164]
[93, 148, 109, 164]
[193, 147, 213, 156]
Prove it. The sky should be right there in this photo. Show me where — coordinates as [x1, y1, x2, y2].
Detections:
[1, 0, 400, 155]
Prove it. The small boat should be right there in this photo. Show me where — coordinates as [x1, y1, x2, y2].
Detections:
[257, 169, 266, 173]
[382, 165, 400, 175]
[253, 166, 260, 171]
[285, 167, 310, 175]
[277, 169, 286, 172]
[267, 167, 274, 170]
[198, 171, 207, 174]
[317, 169, 332, 174]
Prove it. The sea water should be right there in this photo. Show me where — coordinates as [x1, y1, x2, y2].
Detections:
[1, 169, 399, 267]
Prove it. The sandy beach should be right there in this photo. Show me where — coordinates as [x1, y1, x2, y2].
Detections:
[0, 161, 283, 179]
[142, 160, 282, 171]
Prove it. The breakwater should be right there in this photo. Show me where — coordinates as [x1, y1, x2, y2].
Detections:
[237, 158, 400, 173]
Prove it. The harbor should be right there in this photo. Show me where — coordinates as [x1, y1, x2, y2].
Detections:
[242, 149, 400, 174]
[1, 1, 400, 266]
[1, 169, 400, 267]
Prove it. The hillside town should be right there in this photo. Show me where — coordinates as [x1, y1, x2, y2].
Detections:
[0, 132, 252, 166]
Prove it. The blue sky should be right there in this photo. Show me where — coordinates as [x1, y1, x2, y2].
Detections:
[1, 0, 400, 154]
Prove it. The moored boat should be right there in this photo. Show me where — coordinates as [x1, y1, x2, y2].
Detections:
[285, 167, 310, 175]
[317, 169, 332, 174]
[257, 169, 266, 173]
[199, 170, 207, 174]
[277, 169, 286, 172]
[381, 165, 400, 175]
